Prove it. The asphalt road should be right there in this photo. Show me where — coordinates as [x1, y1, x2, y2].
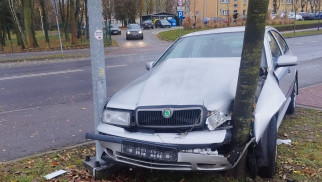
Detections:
[0, 30, 321, 162]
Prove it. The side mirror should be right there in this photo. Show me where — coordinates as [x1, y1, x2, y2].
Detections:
[276, 55, 298, 67]
[146, 61, 155, 70]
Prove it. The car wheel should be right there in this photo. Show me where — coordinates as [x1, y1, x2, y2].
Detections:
[258, 115, 277, 178]
[286, 81, 297, 114]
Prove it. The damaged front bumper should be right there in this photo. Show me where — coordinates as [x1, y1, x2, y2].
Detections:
[86, 124, 235, 171]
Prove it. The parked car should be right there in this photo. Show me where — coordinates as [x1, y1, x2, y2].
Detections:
[87, 26, 298, 178]
[299, 12, 315, 20]
[110, 24, 121, 35]
[154, 19, 171, 28]
[288, 12, 304, 20]
[126, 24, 143, 40]
[141, 20, 154, 29]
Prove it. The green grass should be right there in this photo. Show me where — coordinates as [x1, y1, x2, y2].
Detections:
[282, 29, 322, 38]
[1, 30, 118, 53]
[158, 28, 211, 42]
[0, 108, 321, 181]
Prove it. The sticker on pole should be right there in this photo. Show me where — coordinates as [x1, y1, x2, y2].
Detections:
[94, 30, 103, 40]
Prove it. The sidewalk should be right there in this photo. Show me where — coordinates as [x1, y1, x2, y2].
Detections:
[297, 83, 322, 109]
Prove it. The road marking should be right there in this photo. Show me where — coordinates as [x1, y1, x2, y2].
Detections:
[0, 69, 84, 81]
[312, 41, 319, 43]
[296, 43, 303, 45]
[106, 64, 127, 68]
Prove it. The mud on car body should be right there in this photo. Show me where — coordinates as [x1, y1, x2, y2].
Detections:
[86, 26, 298, 177]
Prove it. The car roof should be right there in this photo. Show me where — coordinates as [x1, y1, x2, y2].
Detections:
[182, 26, 274, 38]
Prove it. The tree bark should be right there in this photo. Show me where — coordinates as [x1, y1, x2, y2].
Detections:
[85, 0, 89, 39]
[229, 0, 269, 177]
[70, 0, 77, 45]
[7, 0, 28, 47]
[23, 0, 38, 48]
[40, 0, 50, 48]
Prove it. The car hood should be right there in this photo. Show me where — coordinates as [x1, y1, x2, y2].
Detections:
[107, 58, 240, 113]
[111, 28, 119, 31]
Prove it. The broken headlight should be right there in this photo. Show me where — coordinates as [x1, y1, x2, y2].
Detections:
[206, 111, 231, 131]
[102, 109, 131, 126]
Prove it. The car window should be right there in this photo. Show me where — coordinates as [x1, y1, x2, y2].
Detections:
[156, 32, 244, 65]
[128, 24, 140, 29]
[271, 30, 289, 54]
[268, 32, 282, 62]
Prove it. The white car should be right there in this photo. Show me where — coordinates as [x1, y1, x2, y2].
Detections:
[288, 12, 304, 20]
[86, 26, 298, 178]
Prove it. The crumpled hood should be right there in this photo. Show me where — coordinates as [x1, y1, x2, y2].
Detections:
[107, 58, 240, 113]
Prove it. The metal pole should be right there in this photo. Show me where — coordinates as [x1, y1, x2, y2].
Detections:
[53, 0, 63, 54]
[319, 0, 321, 31]
[88, 0, 107, 164]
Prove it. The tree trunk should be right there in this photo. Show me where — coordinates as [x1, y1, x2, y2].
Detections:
[8, 0, 28, 47]
[229, 0, 269, 177]
[85, 0, 89, 39]
[40, 0, 50, 48]
[23, 0, 38, 48]
[70, 0, 77, 45]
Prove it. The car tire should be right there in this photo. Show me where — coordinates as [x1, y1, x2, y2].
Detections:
[258, 115, 277, 178]
[286, 81, 297, 114]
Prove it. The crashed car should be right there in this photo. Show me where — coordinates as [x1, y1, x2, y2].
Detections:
[86, 26, 298, 177]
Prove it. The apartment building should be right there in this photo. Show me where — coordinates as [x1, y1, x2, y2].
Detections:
[184, 0, 315, 20]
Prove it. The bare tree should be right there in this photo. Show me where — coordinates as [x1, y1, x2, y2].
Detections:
[69, 0, 77, 45]
[40, 0, 50, 47]
[23, 0, 38, 48]
[8, 0, 28, 47]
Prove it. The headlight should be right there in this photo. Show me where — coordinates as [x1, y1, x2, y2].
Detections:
[205, 111, 231, 131]
[102, 110, 131, 126]
[127, 31, 130, 35]
[138, 30, 142, 34]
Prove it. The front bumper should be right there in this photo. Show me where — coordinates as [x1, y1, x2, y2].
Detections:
[86, 124, 233, 171]
[126, 33, 143, 39]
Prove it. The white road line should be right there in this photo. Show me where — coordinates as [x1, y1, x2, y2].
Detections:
[0, 69, 84, 81]
[106, 64, 127, 68]
[296, 43, 303, 45]
[312, 41, 319, 43]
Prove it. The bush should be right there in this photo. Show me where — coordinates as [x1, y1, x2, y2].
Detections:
[183, 17, 193, 30]
[196, 18, 203, 29]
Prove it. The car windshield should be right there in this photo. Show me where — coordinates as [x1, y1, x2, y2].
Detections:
[128, 24, 140, 29]
[160, 19, 169, 23]
[157, 32, 244, 63]
[111, 24, 118, 28]
[144, 20, 152, 23]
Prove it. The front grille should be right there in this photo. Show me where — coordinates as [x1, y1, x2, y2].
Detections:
[136, 107, 204, 128]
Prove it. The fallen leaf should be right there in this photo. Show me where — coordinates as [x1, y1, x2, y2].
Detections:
[283, 133, 288, 137]
[50, 161, 59, 166]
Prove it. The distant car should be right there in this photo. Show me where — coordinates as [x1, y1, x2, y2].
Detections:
[299, 12, 315, 20]
[110, 24, 121, 35]
[288, 12, 304, 20]
[126, 24, 143, 40]
[141, 20, 154, 29]
[154, 19, 171, 28]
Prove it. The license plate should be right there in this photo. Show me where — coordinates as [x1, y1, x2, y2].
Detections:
[113, 31, 117, 33]
[122, 141, 178, 162]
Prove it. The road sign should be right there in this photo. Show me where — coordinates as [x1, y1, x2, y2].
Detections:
[177, 6, 185, 11]
[178, 0, 183, 6]
[177, 11, 184, 19]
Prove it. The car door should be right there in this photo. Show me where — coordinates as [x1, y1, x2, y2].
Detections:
[271, 30, 295, 98]
[266, 30, 289, 98]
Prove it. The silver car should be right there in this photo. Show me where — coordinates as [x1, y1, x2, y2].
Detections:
[87, 26, 298, 177]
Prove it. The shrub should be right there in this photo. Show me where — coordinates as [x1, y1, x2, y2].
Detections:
[183, 16, 193, 30]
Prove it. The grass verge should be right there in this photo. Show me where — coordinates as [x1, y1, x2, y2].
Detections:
[281, 29, 322, 38]
[0, 108, 321, 181]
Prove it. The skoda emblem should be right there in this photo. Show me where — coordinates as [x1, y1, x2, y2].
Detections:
[162, 108, 173, 118]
